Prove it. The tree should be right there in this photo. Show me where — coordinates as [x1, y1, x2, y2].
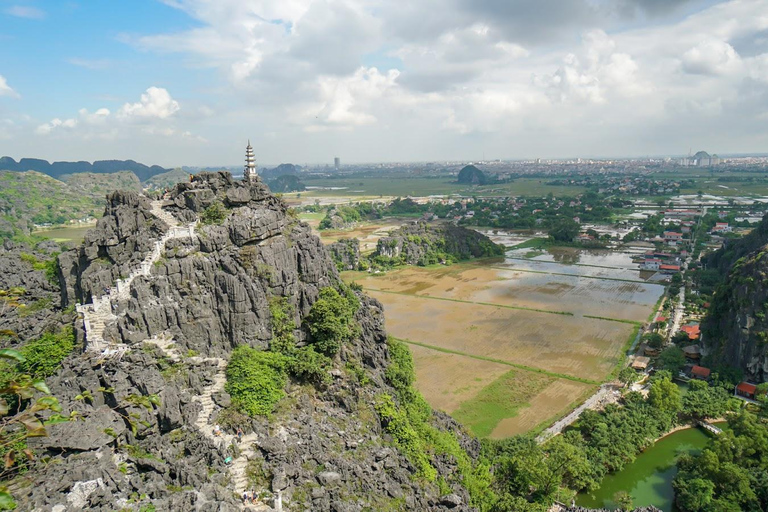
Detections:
[672, 331, 692, 345]
[674, 477, 715, 511]
[304, 286, 359, 356]
[658, 346, 686, 373]
[549, 218, 580, 242]
[614, 490, 633, 511]
[648, 375, 682, 413]
[682, 380, 729, 419]
[618, 366, 639, 388]
[643, 332, 665, 349]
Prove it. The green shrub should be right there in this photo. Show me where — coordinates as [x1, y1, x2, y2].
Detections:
[385, 338, 414, 393]
[225, 346, 288, 417]
[201, 202, 227, 225]
[304, 286, 359, 356]
[287, 347, 332, 385]
[269, 297, 296, 355]
[18, 327, 75, 379]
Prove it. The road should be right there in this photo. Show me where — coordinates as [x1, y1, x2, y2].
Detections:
[536, 384, 621, 444]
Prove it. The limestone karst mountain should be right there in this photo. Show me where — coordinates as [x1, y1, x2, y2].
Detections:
[10, 171, 483, 511]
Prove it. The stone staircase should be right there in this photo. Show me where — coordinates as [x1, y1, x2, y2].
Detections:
[76, 200, 197, 357]
[77, 199, 274, 509]
[143, 338, 273, 511]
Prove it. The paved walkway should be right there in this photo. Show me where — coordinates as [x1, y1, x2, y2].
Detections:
[536, 384, 621, 444]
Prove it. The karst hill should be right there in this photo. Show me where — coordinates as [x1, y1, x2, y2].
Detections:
[5, 171, 485, 511]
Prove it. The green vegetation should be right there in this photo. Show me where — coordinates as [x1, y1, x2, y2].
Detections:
[674, 411, 768, 511]
[17, 327, 75, 379]
[304, 286, 359, 356]
[483, 374, 683, 510]
[378, 338, 495, 509]
[200, 202, 227, 225]
[0, 348, 70, 509]
[452, 370, 553, 437]
[456, 165, 488, 185]
[225, 346, 288, 417]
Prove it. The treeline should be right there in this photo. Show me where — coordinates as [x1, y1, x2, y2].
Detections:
[478, 372, 736, 510]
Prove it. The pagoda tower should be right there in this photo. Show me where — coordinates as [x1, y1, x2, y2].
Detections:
[244, 140, 257, 182]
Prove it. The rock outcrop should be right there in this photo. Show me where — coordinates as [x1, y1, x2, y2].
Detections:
[13, 171, 479, 511]
[374, 221, 505, 266]
[328, 238, 361, 271]
[702, 242, 768, 380]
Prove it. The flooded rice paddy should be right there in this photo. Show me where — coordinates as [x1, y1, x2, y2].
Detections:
[341, 239, 665, 438]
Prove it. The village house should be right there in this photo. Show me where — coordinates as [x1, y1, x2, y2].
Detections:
[735, 382, 759, 401]
[631, 356, 651, 372]
[660, 264, 681, 274]
[682, 344, 702, 360]
[712, 222, 731, 233]
[680, 324, 701, 341]
[691, 365, 711, 380]
[642, 259, 661, 271]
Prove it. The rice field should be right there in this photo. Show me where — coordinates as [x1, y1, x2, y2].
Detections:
[342, 254, 664, 439]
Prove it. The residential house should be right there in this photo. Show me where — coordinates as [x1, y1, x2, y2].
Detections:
[691, 365, 711, 380]
[735, 382, 758, 400]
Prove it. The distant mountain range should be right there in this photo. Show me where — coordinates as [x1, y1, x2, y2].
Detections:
[0, 156, 168, 182]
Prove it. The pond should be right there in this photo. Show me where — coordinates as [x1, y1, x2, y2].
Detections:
[576, 426, 714, 512]
[34, 225, 93, 243]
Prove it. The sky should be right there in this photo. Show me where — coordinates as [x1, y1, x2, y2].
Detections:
[0, 0, 767, 167]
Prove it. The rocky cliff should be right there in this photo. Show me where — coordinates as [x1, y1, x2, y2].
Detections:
[8, 172, 481, 511]
[701, 213, 768, 380]
[374, 221, 504, 266]
[702, 242, 768, 380]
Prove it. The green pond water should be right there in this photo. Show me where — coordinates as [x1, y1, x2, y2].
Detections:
[576, 427, 712, 512]
[34, 225, 93, 243]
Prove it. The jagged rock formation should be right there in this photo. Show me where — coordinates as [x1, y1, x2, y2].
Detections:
[374, 221, 505, 266]
[701, 213, 768, 380]
[702, 243, 768, 380]
[13, 171, 478, 511]
[0, 239, 71, 341]
[328, 238, 361, 271]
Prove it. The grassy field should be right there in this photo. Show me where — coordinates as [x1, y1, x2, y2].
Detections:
[301, 176, 586, 198]
[342, 259, 663, 439]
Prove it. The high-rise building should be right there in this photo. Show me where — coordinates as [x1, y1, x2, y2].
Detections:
[334, 157, 340, 171]
[244, 140, 257, 181]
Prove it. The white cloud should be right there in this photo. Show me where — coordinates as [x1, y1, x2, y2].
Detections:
[117, 87, 180, 120]
[34, 88, 196, 142]
[681, 39, 742, 75]
[4, 5, 45, 19]
[0, 75, 20, 98]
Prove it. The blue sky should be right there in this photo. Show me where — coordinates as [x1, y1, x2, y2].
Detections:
[1, 0, 767, 166]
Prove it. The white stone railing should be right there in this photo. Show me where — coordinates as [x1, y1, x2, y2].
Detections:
[77, 201, 198, 357]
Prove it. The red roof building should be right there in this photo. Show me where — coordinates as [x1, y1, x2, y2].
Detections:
[660, 264, 681, 273]
[655, 316, 668, 323]
[691, 365, 711, 379]
[681, 324, 701, 340]
[736, 382, 757, 400]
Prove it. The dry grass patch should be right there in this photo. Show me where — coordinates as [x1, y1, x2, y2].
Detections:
[368, 291, 633, 380]
[489, 379, 595, 439]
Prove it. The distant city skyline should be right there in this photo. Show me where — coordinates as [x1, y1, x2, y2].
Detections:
[1, 0, 767, 166]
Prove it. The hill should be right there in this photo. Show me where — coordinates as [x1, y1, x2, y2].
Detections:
[144, 167, 192, 190]
[456, 165, 487, 185]
[0, 171, 106, 239]
[267, 174, 306, 193]
[0, 156, 168, 181]
[261, 163, 300, 180]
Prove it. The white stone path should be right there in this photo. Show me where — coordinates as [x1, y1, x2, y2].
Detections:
[76, 200, 274, 510]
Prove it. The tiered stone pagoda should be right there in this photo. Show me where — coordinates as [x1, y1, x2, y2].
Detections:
[244, 140, 257, 182]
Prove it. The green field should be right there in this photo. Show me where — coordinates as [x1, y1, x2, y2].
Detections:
[302, 176, 586, 198]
